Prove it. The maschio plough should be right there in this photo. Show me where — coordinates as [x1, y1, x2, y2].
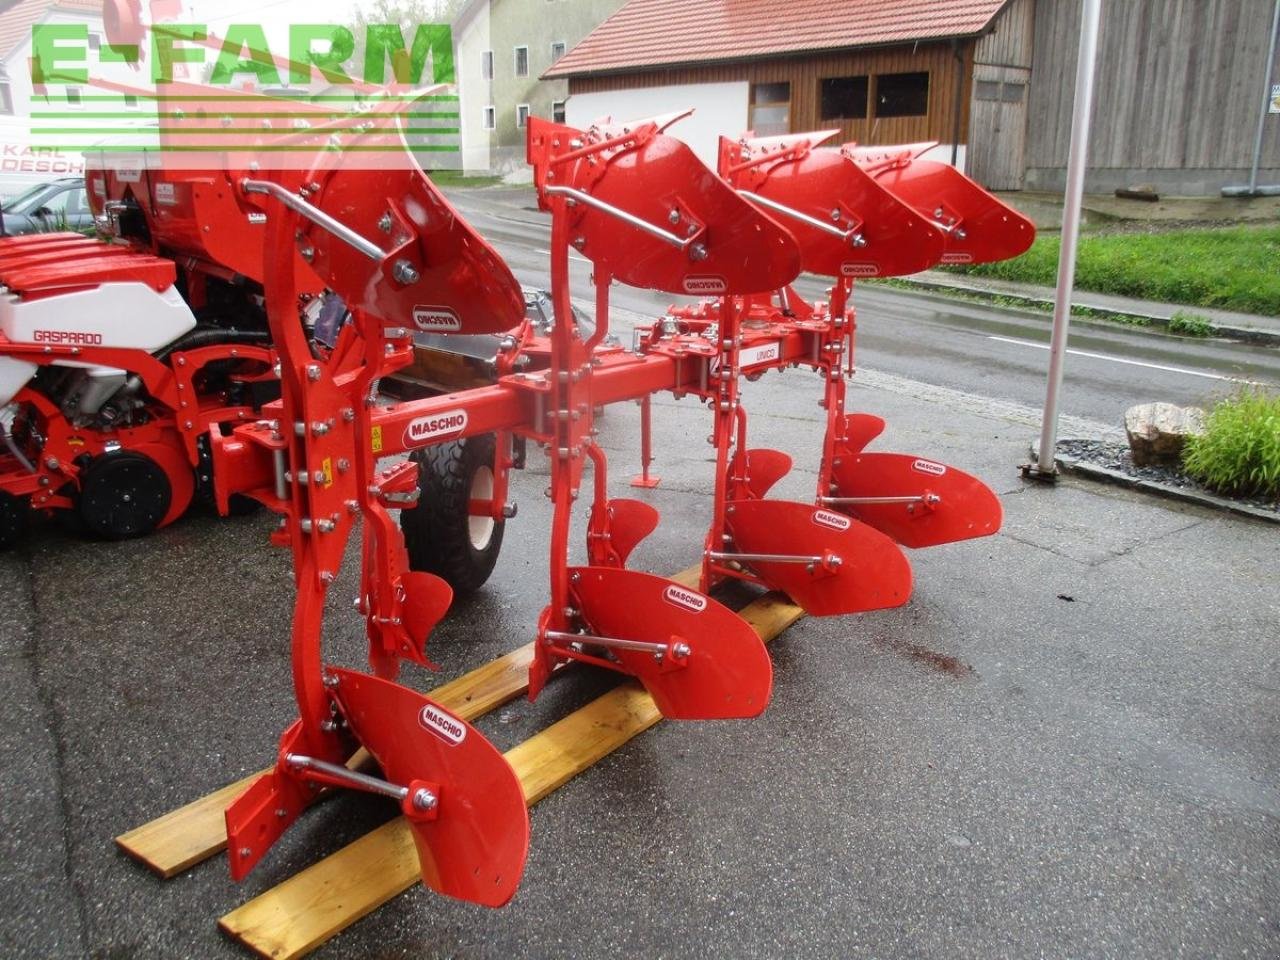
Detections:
[173, 108, 1034, 920]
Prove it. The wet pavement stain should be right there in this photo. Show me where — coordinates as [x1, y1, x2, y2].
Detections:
[871, 636, 977, 678]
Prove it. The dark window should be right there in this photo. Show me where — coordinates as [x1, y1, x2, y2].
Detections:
[1001, 81, 1026, 103]
[552, 100, 565, 123]
[820, 76, 868, 120]
[516, 103, 530, 128]
[749, 82, 790, 136]
[481, 50, 493, 80]
[550, 41, 566, 62]
[0, 81, 12, 116]
[514, 46, 528, 78]
[874, 72, 929, 117]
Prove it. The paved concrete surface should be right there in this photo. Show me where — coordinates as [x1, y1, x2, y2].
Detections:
[1, 365, 1276, 959]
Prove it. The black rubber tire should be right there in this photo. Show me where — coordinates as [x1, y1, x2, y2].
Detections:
[78, 450, 171, 541]
[401, 433, 505, 595]
[0, 491, 27, 551]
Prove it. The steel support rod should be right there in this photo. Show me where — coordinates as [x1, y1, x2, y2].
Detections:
[1034, 0, 1102, 479]
[241, 179, 385, 261]
[819, 494, 939, 506]
[544, 630, 689, 658]
[737, 191, 865, 244]
[707, 550, 835, 566]
[284, 753, 407, 801]
[542, 186, 696, 250]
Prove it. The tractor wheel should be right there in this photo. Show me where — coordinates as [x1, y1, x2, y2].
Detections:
[78, 450, 172, 540]
[401, 433, 505, 595]
[0, 491, 28, 550]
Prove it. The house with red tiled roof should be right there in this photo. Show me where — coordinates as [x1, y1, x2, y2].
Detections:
[544, 0, 1024, 186]
[0, 0, 114, 198]
[546, 0, 1280, 197]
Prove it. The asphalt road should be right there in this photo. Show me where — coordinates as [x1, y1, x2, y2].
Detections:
[446, 186, 1280, 429]
[0, 188, 1276, 959]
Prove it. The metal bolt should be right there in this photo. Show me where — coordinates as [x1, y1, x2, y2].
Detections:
[690, 242, 708, 261]
[830, 208, 841, 221]
[337, 459, 350, 473]
[312, 421, 330, 436]
[275, 808, 287, 819]
[323, 673, 340, 688]
[306, 365, 321, 381]
[44, 457, 59, 471]
[300, 245, 315, 262]
[239, 847, 252, 858]
[392, 259, 420, 285]
[673, 642, 691, 659]
[412, 788, 438, 813]
[668, 208, 680, 224]
[342, 408, 355, 422]
[378, 212, 393, 233]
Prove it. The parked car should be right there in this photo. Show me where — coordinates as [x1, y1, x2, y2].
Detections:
[1, 178, 93, 235]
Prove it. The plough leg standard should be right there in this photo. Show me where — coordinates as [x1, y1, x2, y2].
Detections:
[187, 109, 1032, 914]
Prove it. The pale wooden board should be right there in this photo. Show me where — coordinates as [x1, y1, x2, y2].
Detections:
[114, 567, 700, 879]
[218, 590, 804, 960]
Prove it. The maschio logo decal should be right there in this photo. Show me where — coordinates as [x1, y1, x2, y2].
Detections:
[412, 305, 462, 332]
[664, 584, 708, 614]
[841, 262, 880, 278]
[940, 252, 973, 264]
[740, 342, 781, 368]
[912, 459, 947, 477]
[404, 409, 468, 446]
[683, 275, 727, 295]
[418, 704, 466, 746]
[813, 509, 852, 531]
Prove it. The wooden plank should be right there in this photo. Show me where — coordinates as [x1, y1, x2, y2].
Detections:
[115, 567, 701, 878]
[218, 590, 805, 960]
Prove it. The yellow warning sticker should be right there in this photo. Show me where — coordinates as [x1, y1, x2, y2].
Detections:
[320, 457, 334, 489]
[371, 425, 383, 453]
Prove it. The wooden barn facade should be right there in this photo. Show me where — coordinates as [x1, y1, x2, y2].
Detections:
[547, 0, 1280, 197]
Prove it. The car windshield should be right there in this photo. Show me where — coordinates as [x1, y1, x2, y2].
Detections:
[1, 183, 51, 214]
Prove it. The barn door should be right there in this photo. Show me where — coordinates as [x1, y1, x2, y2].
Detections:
[968, 65, 1029, 190]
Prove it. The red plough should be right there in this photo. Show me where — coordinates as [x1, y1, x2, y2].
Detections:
[80, 107, 1035, 911]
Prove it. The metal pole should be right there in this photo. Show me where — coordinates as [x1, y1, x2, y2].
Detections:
[1249, 0, 1280, 193]
[1033, 0, 1102, 479]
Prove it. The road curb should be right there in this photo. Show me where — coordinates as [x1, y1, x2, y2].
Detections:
[891, 277, 1280, 348]
[1027, 441, 1280, 525]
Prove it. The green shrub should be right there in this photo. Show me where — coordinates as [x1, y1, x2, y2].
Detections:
[1168, 310, 1214, 338]
[1182, 389, 1280, 498]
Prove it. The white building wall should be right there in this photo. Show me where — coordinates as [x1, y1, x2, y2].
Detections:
[1, 9, 145, 199]
[453, 1, 493, 174]
[566, 81, 748, 170]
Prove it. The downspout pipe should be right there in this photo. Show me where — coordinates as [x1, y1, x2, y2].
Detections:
[951, 38, 966, 167]
[1222, 0, 1280, 197]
